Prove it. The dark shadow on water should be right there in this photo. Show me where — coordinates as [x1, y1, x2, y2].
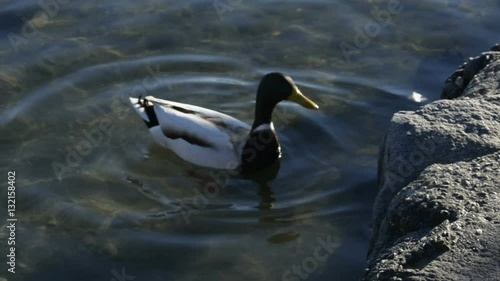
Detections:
[238, 160, 281, 210]
[238, 159, 281, 183]
[257, 182, 276, 210]
[413, 47, 465, 101]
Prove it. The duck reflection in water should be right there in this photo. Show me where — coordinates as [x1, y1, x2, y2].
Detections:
[239, 160, 281, 210]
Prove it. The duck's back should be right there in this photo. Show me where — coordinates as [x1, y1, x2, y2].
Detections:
[130, 96, 251, 169]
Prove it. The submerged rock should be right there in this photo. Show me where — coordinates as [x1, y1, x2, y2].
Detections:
[365, 44, 500, 280]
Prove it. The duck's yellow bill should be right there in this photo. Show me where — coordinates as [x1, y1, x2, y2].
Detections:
[287, 87, 319, 110]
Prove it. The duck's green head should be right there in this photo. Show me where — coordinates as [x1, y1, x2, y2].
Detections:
[257, 72, 319, 110]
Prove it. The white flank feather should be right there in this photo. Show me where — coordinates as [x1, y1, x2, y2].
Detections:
[130, 96, 251, 169]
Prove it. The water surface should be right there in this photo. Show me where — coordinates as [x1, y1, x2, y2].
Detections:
[0, 0, 498, 280]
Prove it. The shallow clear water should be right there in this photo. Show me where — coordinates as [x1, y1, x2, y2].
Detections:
[0, 0, 498, 280]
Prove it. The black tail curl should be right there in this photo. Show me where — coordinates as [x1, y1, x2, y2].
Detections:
[137, 96, 159, 128]
[137, 95, 151, 107]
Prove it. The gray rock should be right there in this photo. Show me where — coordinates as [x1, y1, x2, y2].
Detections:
[441, 48, 500, 99]
[366, 152, 500, 280]
[366, 44, 500, 280]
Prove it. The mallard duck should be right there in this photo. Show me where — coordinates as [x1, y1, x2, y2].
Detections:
[129, 72, 318, 173]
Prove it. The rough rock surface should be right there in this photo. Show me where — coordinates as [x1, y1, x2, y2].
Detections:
[365, 44, 500, 280]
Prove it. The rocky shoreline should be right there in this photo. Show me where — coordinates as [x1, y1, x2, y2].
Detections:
[364, 44, 500, 280]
